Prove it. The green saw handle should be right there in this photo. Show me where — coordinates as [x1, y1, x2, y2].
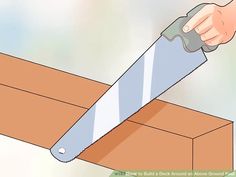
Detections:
[162, 3, 218, 53]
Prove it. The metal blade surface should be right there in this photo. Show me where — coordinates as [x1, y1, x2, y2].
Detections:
[50, 36, 207, 162]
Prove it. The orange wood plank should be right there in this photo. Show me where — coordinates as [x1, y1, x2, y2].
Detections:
[0, 53, 109, 108]
[80, 121, 193, 170]
[0, 84, 86, 148]
[128, 100, 232, 138]
[194, 123, 233, 170]
[0, 53, 233, 170]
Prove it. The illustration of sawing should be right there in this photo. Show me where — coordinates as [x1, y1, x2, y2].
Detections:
[50, 3, 215, 162]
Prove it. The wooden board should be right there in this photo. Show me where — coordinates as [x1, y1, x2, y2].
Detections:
[0, 53, 233, 170]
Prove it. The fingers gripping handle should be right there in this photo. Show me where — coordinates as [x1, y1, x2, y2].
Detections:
[162, 3, 218, 53]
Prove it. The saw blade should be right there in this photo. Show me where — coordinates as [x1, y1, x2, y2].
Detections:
[50, 36, 207, 162]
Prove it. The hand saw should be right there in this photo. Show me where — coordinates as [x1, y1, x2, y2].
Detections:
[50, 3, 218, 162]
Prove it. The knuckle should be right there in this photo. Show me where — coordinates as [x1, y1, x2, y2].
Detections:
[220, 19, 225, 26]
[207, 4, 217, 13]
[195, 27, 201, 33]
[219, 36, 224, 44]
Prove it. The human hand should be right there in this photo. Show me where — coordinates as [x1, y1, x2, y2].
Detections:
[183, 1, 236, 46]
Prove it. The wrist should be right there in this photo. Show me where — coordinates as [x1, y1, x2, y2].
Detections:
[224, 1, 236, 31]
